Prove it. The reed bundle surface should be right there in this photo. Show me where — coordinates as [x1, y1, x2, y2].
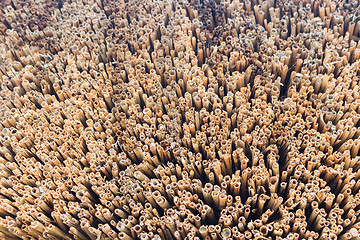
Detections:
[1, 0, 360, 239]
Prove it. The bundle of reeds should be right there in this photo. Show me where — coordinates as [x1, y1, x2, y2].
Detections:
[1, 0, 360, 239]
